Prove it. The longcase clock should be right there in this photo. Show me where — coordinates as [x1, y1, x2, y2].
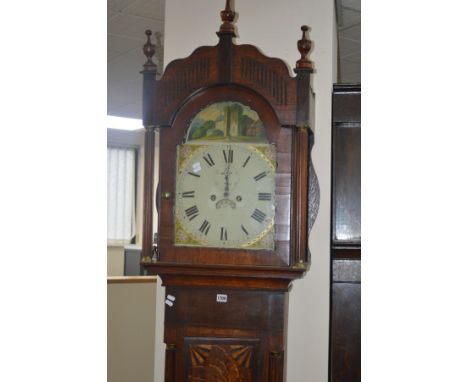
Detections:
[140, 2, 318, 381]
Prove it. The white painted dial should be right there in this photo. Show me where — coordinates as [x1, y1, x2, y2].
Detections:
[175, 143, 276, 249]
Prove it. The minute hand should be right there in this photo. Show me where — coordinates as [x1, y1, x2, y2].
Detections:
[223, 166, 230, 198]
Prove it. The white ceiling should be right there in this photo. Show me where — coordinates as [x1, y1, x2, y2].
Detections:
[107, 0, 360, 119]
[107, 0, 165, 119]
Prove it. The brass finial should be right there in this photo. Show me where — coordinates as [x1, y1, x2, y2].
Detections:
[143, 30, 157, 70]
[219, 0, 235, 34]
[141, 255, 152, 264]
[294, 260, 306, 269]
[270, 350, 282, 358]
[296, 26, 313, 70]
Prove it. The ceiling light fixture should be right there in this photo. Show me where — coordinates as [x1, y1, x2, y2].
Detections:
[107, 115, 143, 131]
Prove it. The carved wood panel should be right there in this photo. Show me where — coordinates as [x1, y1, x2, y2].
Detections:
[161, 57, 212, 108]
[188, 345, 253, 382]
[154, 47, 219, 126]
[240, 57, 288, 105]
[232, 45, 297, 126]
[184, 338, 259, 382]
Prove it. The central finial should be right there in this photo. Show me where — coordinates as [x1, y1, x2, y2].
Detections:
[219, 0, 236, 34]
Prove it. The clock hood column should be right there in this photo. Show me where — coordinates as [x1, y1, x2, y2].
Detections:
[141, 30, 158, 263]
[292, 26, 314, 267]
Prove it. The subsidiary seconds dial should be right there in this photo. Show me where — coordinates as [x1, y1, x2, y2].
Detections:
[174, 143, 276, 250]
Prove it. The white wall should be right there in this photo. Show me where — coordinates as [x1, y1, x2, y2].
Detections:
[108, 280, 157, 382]
[107, 246, 125, 276]
[161, 1, 336, 380]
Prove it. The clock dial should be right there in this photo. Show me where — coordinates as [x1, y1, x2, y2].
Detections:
[175, 143, 276, 249]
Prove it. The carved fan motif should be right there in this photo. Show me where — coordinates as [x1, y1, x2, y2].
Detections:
[188, 345, 253, 382]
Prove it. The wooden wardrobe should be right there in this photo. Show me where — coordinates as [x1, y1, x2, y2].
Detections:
[329, 83, 361, 381]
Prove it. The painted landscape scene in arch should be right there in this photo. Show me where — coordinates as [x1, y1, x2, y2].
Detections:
[187, 101, 268, 143]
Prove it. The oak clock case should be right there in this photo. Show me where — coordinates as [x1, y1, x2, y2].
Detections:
[140, 3, 316, 381]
